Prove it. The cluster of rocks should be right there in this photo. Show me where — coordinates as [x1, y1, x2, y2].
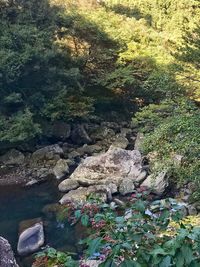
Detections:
[58, 146, 168, 204]
[0, 121, 136, 186]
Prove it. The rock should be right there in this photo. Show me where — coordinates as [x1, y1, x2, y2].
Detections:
[194, 204, 200, 212]
[0, 237, 19, 267]
[120, 127, 132, 136]
[141, 171, 168, 195]
[34, 167, 52, 180]
[113, 198, 126, 207]
[68, 150, 81, 160]
[53, 159, 69, 179]
[112, 134, 129, 149]
[59, 187, 89, 204]
[58, 179, 79, 192]
[17, 221, 44, 256]
[69, 146, 147, 188]
[90, 126, 115, 141]
[25, 179, 38, 187]
[173, 154, 183, 166]
[32, 145, 63, 164]
[101, 121, 120, 132]
[134, 132, 144, 150]
[59, 185, 109, 204]
[119, 178, 135, 195]
[71, 124, 92, 145]
[19, 218, 42, 234]
[0, 149, 25, 165]
[52, 121, 71, 141]
[187, 205, 197, 216]
[77, 144, 102, 156]
[124, 209, 133, 220]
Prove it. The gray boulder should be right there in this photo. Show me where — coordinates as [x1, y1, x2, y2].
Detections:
[53, 159, 69, 179]
[119, 178, 135, 195]
[0, 237, 19, 267]
[59, 184, 113, 204]
[17, 221, 44, 256]
[141, 171, 168, 195]
[69, 146, 147, 187]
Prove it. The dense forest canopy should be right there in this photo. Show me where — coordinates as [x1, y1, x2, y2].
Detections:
[0, 0, 199, 148]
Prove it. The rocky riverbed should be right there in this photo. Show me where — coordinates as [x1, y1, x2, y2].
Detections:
[0, 120, 198, 266]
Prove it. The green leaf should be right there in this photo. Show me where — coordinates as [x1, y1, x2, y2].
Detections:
[175, 251, 184, 267]
[88, 237, 102, 256]
[81, 214, 89, 226]
[150, 248, 167, 257]
[75, 210, 81, 219]
[115, 216, 125, 224]
[159, 256, 171, 267]
[181, 245, 194, 265]
[120, 259, 142, 267]
[99, 258, 117, 267]
[134, 200, 146, 212]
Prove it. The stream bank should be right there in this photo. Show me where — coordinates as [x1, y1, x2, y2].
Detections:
[0, 120, 198, 266]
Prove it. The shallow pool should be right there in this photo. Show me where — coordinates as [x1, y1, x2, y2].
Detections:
[0, 181, 79, 266]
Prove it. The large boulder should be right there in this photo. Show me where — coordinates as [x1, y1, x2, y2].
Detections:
[17, 220, 44, 256]
[141, 171, 168, 195]
[68, 146, 147, 187]
[59, 184, 115, 204]
[0, 237, 19, 267]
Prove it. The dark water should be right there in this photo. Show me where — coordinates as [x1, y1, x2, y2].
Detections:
[0, 181, 78, 266]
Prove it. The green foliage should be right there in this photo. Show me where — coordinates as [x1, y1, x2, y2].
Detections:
[0, 109, 41, 143]
[0, 0, 199, 145]
[134, 98, 200, 198]
[33, 247, 78, 267]
[34, 194, 200, 267]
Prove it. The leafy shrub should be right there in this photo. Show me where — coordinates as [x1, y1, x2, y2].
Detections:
[34, 191, 200, 266]
[0, 109, 41, 143]
[33, 248, 78, 267]
[134, 98, 200, 199]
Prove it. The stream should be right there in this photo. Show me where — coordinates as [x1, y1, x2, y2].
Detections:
[0, 180, 79, 266]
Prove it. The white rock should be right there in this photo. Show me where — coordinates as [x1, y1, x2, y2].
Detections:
[17, 222, 44, 256]
[141, 171, 168, 195]
[69, 146, 147, 188]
